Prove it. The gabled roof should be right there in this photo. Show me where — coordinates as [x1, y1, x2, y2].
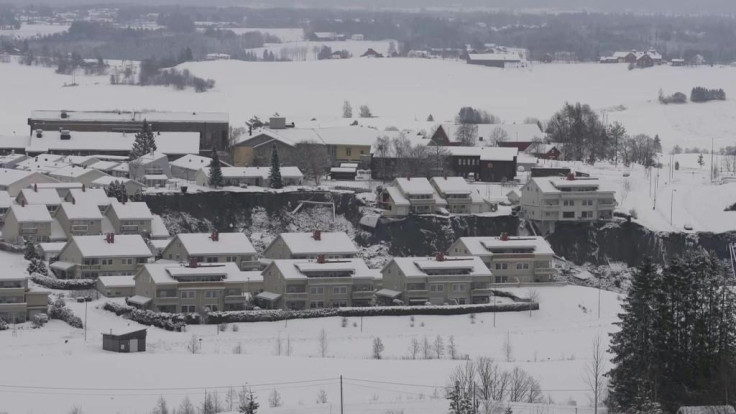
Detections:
[108, 202, 153, 220]
[237, 126, 386, 148]
[467, 53, 521, 62]
[87, 160, 120, 171]
[275, 232, 359, 256]
[529, 177, 614, 194]
[8, 204, 52, 223]
[59, 202, 103, 220]
[389, 256, 491, 278]
[0, 191, 13, 208]
[453, 236, 554, 256]
[394, 177, 434, 196]
[30, 110, 228, 124]
[385, 186, 410, 206]
[170, 154, 213, 171]
[96, 275, 135, 288]
[173, 232, 256, 256]
[130, 151, 168, 165]
[430, 176, 472, 195]
[269, 258, 379, 280]
[67, 188, 113, 207]
[19, 188, 61, 206]
[150, 215, 170, 239]
[0, 168, 53, 186]
[68, 234, 152, 258]
[438, 124, 542, 146]
[49, 165, 105, 179]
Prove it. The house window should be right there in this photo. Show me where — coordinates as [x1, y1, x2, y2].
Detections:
[407, 283, 426, 291]
[332, 286, 348, 295]
[345, 147, 352, 156]
[181, 305, 196, 313]
[581, 211, 593, 218]
[495, 276, 508, 283]
[206, 257, 218, 263]
[452, 284, 467, 292]
[563, 200, 574, 206]
[562, 211, 575, 219]
[494, 263, 508, 270]
[582, 199, 593, 206]
[83, 259, 99, 265]
[101, 258, 113, 265]
[310, 287, 324, 294]
[430, 284, 444, 292]
[204, 290, 219, 299]
[181, 291, 196, 299]
[516, 263, 530, 270]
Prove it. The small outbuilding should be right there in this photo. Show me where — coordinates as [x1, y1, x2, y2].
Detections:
[102, 329, 147, 353]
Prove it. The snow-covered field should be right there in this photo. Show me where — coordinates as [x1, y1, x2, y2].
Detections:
[0, 280, 619, 414]
[0, 23, 70, 39]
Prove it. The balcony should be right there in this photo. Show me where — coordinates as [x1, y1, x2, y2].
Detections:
[351, 291, 374, 300]
[534, 267, 555, 275]
[81, 264, 101, 270]
[224, 295, 246, 303]
[0, 302, 26, 311]
[120, 225, 140, 234]
[285, 292, 308, 301]
[156, 297, 180, 304]
[71, 225, 89, 234]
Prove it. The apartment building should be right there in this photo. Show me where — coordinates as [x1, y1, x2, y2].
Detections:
[521, 175, 617, 226]
[17, 187, 61, 216]
[53, 234, 153, 279]
[379, 255, 493, 305]
[128, 151, 171, 182]
[55, 202, 103, 237]
[0, 190, 12, 224]
[2, 204, 53, 242]
[429, 176, 491, 214]
[378, 177, 445, 216]
[259, 258, 380, 310]
[0, 274, 49, 323]
[447, 234, 556, 283]
[161, 231, 259, 270]
[263, 231, 359, 260]
[133, 262, 261, 313]
[104, 201, 153, 235]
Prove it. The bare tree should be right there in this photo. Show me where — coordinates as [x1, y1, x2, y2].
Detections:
[584, 335, 607, 414]
[268, 389, 283, 407]
[502, 332, 513, 362]
[316, 389, 328, 404]
[187, 335, 199, 354]
[421, 336, 432, 359]
[342, 100, 353, 118]
[490, 127, 509, 146]
[373, 337, 385, 359]
[225, 387, 237, 412]
[68, 406, 83, 414]
[455, 123, 479, 147]
[449, 360, 476, 397]
[447, 335, 458, 360]
[318, 328, 328, 358]
[359, 105, 372, 118]
[507, 367, 534, 402]
[294, 141, 331, 185]
[408, 337, 420, 359]
[285, 335, 293, 356]
[476, 357, 499, 401]
[433, 335, 445, 359]
[178, 397, 196, 414]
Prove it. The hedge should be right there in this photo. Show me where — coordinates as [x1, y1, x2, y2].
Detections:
[31, 274, 95, 290]
[103, 302, 198, 331]
[48, 298, 83, 329]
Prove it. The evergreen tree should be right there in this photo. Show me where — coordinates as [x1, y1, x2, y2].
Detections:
[447, 381, 464, 414]
[208, 148, 224, 188]
[269, 144, 283, 189]
[238, 388, 259, 414]
[698, 154, 705, 168]
[427, 114, 434, 122]
[130, 120, 157, 159]
[26, 258, 47, 276]
[653, 135, 662, 153]
[24, 241, 38, 261]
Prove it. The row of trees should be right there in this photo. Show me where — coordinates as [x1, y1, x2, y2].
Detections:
[139, 60, 215, 92]
[608, 252, 736, 413]
[342, 101, 373, 118]
[147, 386, 259, 414]
[690, 87, 726, 102]
[373, 134, 450, 180]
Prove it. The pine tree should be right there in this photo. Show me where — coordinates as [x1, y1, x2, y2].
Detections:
[26, 258, 47, 275]
[130, 120, 157, 159]
[427, 114, 434, 122]
[448, 381, 464, 414]
[697, 153, 704, 168]
[238, 388, 259, 414]
[208, 147, 224, 188]
[24, 241, 38, 260]
[269, 144, 283, 189]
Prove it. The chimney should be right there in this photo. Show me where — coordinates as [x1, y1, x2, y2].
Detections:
[34, 183, 38, 192]
[435, 252, 445, 262]
[105, 233, 110, 243]
[500, 232, 509, 241]
[407, 175, 411, 181]
[188, 258, 198, 268]
[21, 199, 25, 207]
[566, 172, 575, 181]
[312, 230, 321, 241]
[210, 230, 219, 242]
[82, 184, 86, 192]
[72, 197, 75, 205]
[317, 254, 326, 264]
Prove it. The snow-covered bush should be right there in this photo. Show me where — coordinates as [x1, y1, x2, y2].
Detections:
[26, 259, 48, 276]
[0, 319, 7, 331]
[48, 297, 83, 329]
[31, 274, 95, 290]
[103, 302, 197, 331]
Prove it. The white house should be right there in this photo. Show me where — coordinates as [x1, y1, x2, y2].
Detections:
[16, 187, 62, 216]
[48, 165, 109, 187]
[0, 168, 58, 196]
[429, 176, 490, 214]
[65, 187, 114, 213]
[378, 177, 445, 216]
[161, 231, 259, 270]
[263, 231, 359, 260]
[129, 151, 171, 182]
[195, 166, 303, 188]
[54, 234, 153, 279]
[2, 203, 53, 242]
[170, 154, 213, 181]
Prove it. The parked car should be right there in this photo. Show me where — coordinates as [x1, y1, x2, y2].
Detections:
[684, 223, 693, 231]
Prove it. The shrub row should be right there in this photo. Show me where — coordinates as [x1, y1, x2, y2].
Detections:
[48, 298, 83, 329]
[103, 302, 198, 331]
[31, 274, 95, 290]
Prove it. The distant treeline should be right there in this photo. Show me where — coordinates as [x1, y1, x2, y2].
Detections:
[690, 87, 726, 102]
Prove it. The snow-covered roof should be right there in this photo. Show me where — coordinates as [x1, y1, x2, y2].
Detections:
[39, 242, 66, 254]
[19, 188, 61, 205]
[50, 219, 67, 241]
[8, 204, 52, 222]
[16, 131, 199, 156]
[530, 177, 615, 194]
[201, 166, 303, 180]
[467, 53, 521, 62]
[68, 234, 152, 258]
[67, 188, 112, 207]
[430, 176, 472, 195]
[143, 262, 243, 285]
[455, 236, 555, 256]
[0, 169, 43, 186]
[36, 182, 84, 191]
[239, 126, 385, 148]
[91, 176, 138, 187]
[385, 186, 410, 206]
[108, 202, 153, 220]
[111, 163, 129, 173]
[97, 275, 135, 288]
[49, 165, 104, 179]
[394, 177, 434, 195]
[86, 160, 120, 171]
[173, 232, 256, 255]
[30, 110, 229, 124]
[149, 238, 171, 251]
[150, 215, 170, 239]
[269, 258, 379, 280]
[143, 174, 169, 180]
[130, 151, 168, 165]
[444, 146, 519, 161]
[438, 124, 542, 146]
[612, 51, 633, 58]
[677, 407, 736, 414]
[389, 256, 491, 278]
[59, 202, 103, 220]
[170, 154, 213, 171]
[275, 232, 359, 256]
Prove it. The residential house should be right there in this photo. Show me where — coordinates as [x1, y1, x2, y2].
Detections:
[258, 258, 379, 309]
[133, 262, 260, 312]
[91, 176, 145, 198]
[55, 202, 103, 237]
[378, 177, 445, 216]
[36, 182, 84, 198]
[444, 146, 518, 182]
[429, 176, 491, 214]
[525, 143, 561, 160]
[96, 275, 135, 298]
[65, 187, 114, 214]
[379, 255, 493, 305]
[447, 234, 556, 283]
[0, 168, 58, 196]
[0, 274, 49, 323]
[263, 231, 359, 260]
[39, 242, 66, 260]
[102, 329, 146, 353]
[161, 231, 259, 270]
[170, 154, 214, 181]
[2, 204, 53, 242]
[128, 151, 171, 182]
[17, 187, 62, 216]
[104, 201, 153, 236]
[53, 234, 153, 279]
[110, 163, 129, 178]
[0, 191, 13, 223]
[195, 166, 303, 188]
[48, 165, 108, 187]
[520, 175, 617, 231]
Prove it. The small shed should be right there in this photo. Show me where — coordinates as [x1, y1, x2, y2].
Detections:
[102, 329, 147, 353]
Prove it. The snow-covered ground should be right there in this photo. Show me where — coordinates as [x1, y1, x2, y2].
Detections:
[0, 23, 70, 39]
[0, 284, 619, 414]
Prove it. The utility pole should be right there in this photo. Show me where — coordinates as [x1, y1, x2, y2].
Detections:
[84, 300, 88, 342]
[340, 375, 344, 414]
[711, 137, 715, 182]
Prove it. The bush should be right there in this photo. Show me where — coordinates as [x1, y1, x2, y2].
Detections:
[0, 319, 7, 331]
[691, 87, 726, 102]
[103, 302, 198, 331]
[48, 297, 83, 329]
[31, 274, 95, 290]
[659, 91, 688, 104]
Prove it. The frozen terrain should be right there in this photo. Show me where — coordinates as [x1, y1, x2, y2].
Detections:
[0, 23, 70, 39]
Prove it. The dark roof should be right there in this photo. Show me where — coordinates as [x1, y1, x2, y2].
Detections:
[102, 329, 147, 340]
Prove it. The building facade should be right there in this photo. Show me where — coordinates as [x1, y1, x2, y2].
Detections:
[520, 176, 617, 225]
[0, 275, 49, 323]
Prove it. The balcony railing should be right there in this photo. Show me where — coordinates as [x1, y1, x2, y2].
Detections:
[285, 292, 308, 300]
[0, 302, 26, 310]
